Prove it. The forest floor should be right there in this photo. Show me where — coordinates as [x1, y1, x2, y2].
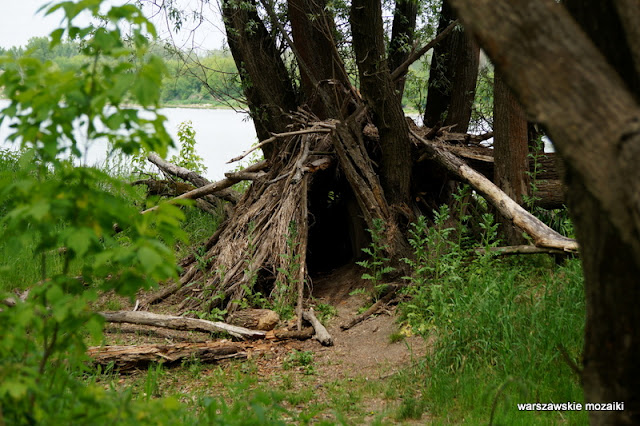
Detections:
[96, 264, 431, 424]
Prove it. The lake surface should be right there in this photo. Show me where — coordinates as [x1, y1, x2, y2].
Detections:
[0, 100, 257, 180]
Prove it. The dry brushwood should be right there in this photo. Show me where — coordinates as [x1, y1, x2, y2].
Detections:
[175, 129, 329, 315]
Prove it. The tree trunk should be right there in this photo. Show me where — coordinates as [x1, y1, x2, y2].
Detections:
[388, 0, 418, 98]
[287, 0, 351, 118]
[423, 0, 480, 133]
[221, 0, 297, 159]
[448, 0, 640, 423]
[493, 72, 530, 244]
[351, 0, 412, 209]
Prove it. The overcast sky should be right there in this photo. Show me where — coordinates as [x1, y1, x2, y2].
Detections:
[0, 0, 226, 50]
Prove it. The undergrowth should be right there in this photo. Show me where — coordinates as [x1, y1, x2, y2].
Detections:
[394, 195, 586, 424]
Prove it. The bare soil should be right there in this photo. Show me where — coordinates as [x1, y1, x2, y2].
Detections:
[98, 264, 429, 422]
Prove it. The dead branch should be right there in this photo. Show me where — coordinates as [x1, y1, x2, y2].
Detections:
[227, 127, 331, 163]
[476, 245, 569, 256]
[140, 160, 268, 215]
[99, 311, 266, 340]
[340, 288, 398, 331]
[411, 129, 578, 252]
[87, 341, 246, 370]
[302, 307, 333, 346]
[147, 153, 239, 204]
[391, 20, 459, 82]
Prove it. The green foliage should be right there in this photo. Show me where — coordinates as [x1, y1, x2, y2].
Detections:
[356, 218, 396, 299]
[169, 121, 207, 174]
[283, 350, 315, 375]
[0, 2, 192, 424]
[273, 220, 302, 319]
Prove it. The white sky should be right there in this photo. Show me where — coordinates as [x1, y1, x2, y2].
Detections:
[0, 0, 226, 51]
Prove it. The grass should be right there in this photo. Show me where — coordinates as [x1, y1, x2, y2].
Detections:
[0, 149, 587, 424]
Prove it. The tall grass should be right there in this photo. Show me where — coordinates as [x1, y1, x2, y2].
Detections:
[397, 204, 586, 424]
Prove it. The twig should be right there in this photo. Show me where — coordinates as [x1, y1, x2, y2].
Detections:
[340, 288, 398, 331]
[226, 128, 330, 163]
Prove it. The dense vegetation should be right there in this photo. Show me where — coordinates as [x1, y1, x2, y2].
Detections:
[0, 1, 587, 424]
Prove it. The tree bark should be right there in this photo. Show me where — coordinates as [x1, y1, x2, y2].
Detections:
[88, 342, 246, 370]
[493, 72, 530, 244]
[388, 0, 418, 98]
[423, 0, 480, 133]
[287, 0, 351, 118]
[221, 0, 298, 159]
[448, 0, 640, 422]
[99, 311, 266, 340]
[226, 309, 280, 331]
[351, 0, 412, 208]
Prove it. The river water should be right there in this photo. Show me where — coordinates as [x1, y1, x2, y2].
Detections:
[0, 100, 257, 180]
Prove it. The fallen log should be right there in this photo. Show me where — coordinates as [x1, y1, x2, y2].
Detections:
[411, 130, 578, 252]
[340, 288, 398, 331]
[227, 309, 280, 331]
[302, 308, 334, 346]
[87, 341, 246, 370]
[99, 311, 266, 340]
[475, 245, 569, 256]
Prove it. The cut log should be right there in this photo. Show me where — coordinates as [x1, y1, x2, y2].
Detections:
[99, 311, 266, 340]
[340, 288, 398, 331]
[302, 308, 334, 346]
[227, 309, 280, 331]
[87, 342, 246, 370]
[411, 130, 578, 252]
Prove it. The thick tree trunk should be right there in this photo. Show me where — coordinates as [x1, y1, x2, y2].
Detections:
[388, 0, 418, 98]
[493, 73, 530, 244]
[221, 0, 297, 159]
[351, 0, 412, 208]
[288, 0, 351, 118]
[423, 0, 480, 133]
[448, 0, 640, 423]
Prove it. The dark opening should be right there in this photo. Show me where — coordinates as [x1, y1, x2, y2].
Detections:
[307, 166, 367, 274]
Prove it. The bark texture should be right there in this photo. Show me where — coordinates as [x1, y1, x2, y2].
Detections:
[388, 0, 418, 98]
[449, 0, 640, 423]
[221, 0, 297, 158]
[351, 0, 412, 208]
[493, 72, 530, 244]
[423, 0, 480, 133]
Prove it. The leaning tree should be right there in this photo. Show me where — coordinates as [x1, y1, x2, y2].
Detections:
[142, 0, 576, 328]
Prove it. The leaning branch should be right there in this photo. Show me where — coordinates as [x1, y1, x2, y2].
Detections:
[227, 128, 331, 163]
[148, 153, 239, 204]
[302, 308, 333, 346]
[411, 130, 578, 252]
[99, 311, 266, 340]
[140, 160, 268, 215]
[391, 20, 459, 82]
